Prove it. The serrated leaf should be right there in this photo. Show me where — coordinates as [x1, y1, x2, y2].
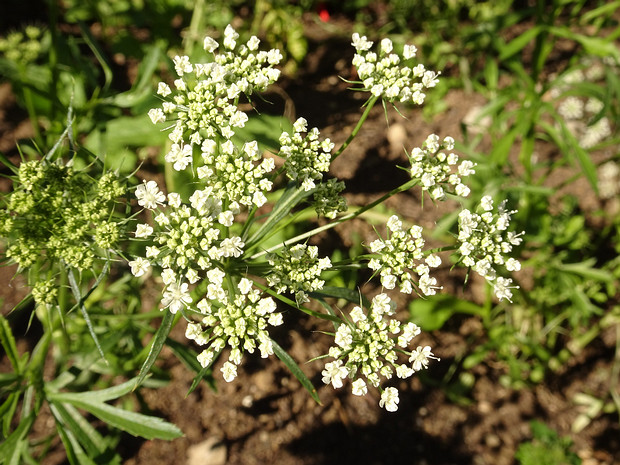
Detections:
[272, 338, 321, 405]
[49, 402, 106, 457]
[49, 377, 139, 404]
[49, 395, 183, 440]
[53, 413, 98, 465]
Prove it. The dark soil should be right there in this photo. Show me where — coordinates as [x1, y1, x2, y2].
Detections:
[1, 11, 619, 465]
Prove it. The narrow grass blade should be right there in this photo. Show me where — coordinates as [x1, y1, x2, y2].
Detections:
[272, 338, 321, 405]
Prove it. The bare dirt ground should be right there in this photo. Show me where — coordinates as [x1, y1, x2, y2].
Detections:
[1, 12, 619, 465]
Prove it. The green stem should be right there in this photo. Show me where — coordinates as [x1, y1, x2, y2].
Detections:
[185, 0, 205, 55]
[250, 177, 418, 259]
[331, 95, 379, 162]
[47, 0, 60, 132]
[21, 85, 43, 148]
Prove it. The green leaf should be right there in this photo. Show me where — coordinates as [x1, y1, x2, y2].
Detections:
[49, 377, 140, 404]
[109, 45, 162, 108]
[166, 338, 214, 392]
[67, 268, 107, 363]
[48, 394, 183, 440]
[0, 393, 20, 438]
[548, 26, 620, 62]
[245, 182, 314, 251]
[0, 315, 20, 372]
[134, 310, 176, 389]
[272, 338, 321, 405]
[78, 21, 113, 90]
[49, 402, 107, 457]
[52, 414, 98, 465]
[580, 1, 620, 24]
[0, 413, 34, 465]
[409, 294, 486, 331]
[498, 26, 542, 61]
[556, 259, 614, 283]
[310, 286, 371, 308]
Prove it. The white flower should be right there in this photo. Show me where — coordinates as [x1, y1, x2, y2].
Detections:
[161, 268, 176, 285]
[386, 215, 402, 232]
[166, 143, 193, 171]
[351, 378, 368, 396]
[221, 361, 238, 382]
[128, 257, 150, 277]
[351, 33, 373, 52]
[172, 55, 192, 76]
[167, 192, 182, 208]
[145, 246, 160, 258]
[161, 282, 192, 314]
[409, 345, 435, 371]
[238, 278, 253, 295]
[197, 350, 214, 368]
[403, 44, 417, 59]
[157, 82, 171, 97]
[493, 277, 518, 302]
[379, 387, 399, 412]
[322, 360, 349, 389]
[506, 258, 521, 271]
[148, 108, 165, 124]
[218, 211, 234, 227]
[203, 36, 219, 52]
[335, 325, 353, 348]
[135, 180, 165, 209]
[558, 96, 584, 120]
[135, 223, 153, 238]
[380, 38, 393, 54]
[268, 313, 283, 326]
[220, 236, 244, 258]
[480, 195, 494, 211]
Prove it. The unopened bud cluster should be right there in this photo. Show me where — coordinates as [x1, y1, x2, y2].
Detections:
[1, 159, 125, 281]
[266, 244, 332, 305]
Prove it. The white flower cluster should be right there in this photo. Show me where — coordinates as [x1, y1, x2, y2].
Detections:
[199, 138, 274, 207]
[185, 278, 283, 382]
[129, 179, 245, 283]
[130, 179, 286, 381]
[457, 195, 524, 302]
[368, 215, 442, 296]
[321, 293, 437, 412]
[280, 117, 335, 191]
[408, 134, 476, 200]
[351, 33, 439, 104]
[550, 59, 615, 150]
[598, 161, 620, 200]
[266, 244, 332, 305]
[147, 23, 281, 168]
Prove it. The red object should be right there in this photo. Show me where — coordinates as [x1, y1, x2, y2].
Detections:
[317, 2, 330, 22]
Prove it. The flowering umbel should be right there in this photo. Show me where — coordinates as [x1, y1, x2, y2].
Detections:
[321, 293, 438, 411]
[127, 25, 524, 411]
